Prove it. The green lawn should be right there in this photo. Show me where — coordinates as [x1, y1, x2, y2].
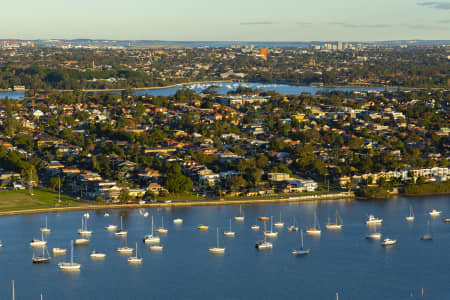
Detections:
[0, 189, 79, 212]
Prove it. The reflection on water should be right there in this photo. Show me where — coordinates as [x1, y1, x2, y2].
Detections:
[0, 195, 449, 299]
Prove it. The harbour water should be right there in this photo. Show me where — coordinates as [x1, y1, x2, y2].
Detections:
[0, 195, 449, 299]
[0, 82, 391, 100]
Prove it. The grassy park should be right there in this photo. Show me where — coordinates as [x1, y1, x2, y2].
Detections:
[0, 189, 79, 212]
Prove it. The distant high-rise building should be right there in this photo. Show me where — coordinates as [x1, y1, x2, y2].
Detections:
[337, 41, 343, 50]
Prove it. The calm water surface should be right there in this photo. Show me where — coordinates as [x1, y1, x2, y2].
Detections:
[0, 82, 391, 100]
[0, 195, 449, 300]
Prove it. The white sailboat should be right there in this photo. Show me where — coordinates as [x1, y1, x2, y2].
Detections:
[58, 241, 81, 271]
[274, 212, 284, 228]
[292, 229, 310, 255]
[326, 210, 343, 230]
[306, 213, 321, 235]
[264, 217, 278, 238]
[234, 205, 244, 221]
[128, 243, 143, 264]
[117, 236, 133, 254]
[256, 224, 273, 250]
[224, 219, 235, 237]
[32, 245, 51, 263]
[420, 221, 432, 240]
[405, 206, 415, 222]
[40, 216, 51, 233]
[30, 232, 47, 247]
[144, 216, 160, 244]
[366, 226, 382, 240]
[114, 216, 127, 236]
[156, 216, 168, 234]
[149, 244, 163, 251]
[77, 214, 92, 236]
[209, 228, 225, 254]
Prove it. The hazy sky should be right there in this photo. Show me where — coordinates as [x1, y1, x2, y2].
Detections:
[1, 0, 449, 41]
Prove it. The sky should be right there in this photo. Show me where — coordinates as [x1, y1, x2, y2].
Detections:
[1, 0, 449, 41]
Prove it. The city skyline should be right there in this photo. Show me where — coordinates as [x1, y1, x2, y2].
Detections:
[1, 0, 449, 41]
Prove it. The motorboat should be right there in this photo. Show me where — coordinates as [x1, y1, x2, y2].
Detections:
[90, 251, 106, 259]
[429, 209, 441, 217]
[381, 238, 397, 246]
[366, 215, 383, 225]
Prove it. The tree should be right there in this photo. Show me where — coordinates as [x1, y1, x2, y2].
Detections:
[119, 188, 130, 203]
[230, 176, 247, 191]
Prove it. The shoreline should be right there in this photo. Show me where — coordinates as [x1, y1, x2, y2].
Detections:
[0, 192, 353, 216]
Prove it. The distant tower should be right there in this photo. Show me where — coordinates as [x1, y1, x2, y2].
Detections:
[309, 55, 315, 66]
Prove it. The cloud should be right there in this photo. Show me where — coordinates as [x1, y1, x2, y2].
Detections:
[408, 24, 446, 30]
[240, 21, 275, 25]
[328, 22, 393, 28]
[417, 1, 450, 9]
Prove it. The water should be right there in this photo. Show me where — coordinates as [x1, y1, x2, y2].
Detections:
[0, 82, 391, 100]
[0, 195, 449, 299]
[135, 82, 391, 97]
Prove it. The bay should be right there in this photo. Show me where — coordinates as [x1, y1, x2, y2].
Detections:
[0, 195, 449, 299]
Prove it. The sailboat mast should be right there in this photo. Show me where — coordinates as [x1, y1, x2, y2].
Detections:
[12, 280, 15, 300]
[71, 240, 74, 264]
[216, 228, 219, 247]
[151, 216, 154, 235]
[301, 230, 304, 249]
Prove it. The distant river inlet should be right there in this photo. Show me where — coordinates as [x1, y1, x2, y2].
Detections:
[0, 81, 393, 100]
[0, 195, 449, 299]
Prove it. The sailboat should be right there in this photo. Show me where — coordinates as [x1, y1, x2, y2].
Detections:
[405, 206, 415, 222]
[149, 243, 163, 251]
[156, 216, 168, 234]
[32, 245, 51, 263]
[209, 228, 225, 254]
[234, 206, 244, 221]
[420, 221, 432, 240]
[306, 213, 321, 235]
[117, 236, 133, 254]
[292, 229, 310, 255]
[11, 280, 15, 300]
[326, 210, 343, 230]
[74, 237, 89, 246]
[274, 212, 284, 228]
[256, 223, 273, 250]
[264, 217, 278, 238]
[40, 216, 51, 233]
[366, 226, 382, 240]
[114, 216, 127, 236]
[77, 214, 92, 236]
[173, 218, 183, 224]
[224, 219, 235, 237]
[128, 243, 143, 264]
[144, 216, 160, 244]
[58, 241, 81, 271]
[105, 224, 118, 231]
[30, 231, 47, 247]
[287, 217, 299, 232]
